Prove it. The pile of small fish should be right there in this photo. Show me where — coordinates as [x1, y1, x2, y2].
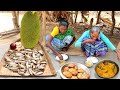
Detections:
[4, 46, 47, 76]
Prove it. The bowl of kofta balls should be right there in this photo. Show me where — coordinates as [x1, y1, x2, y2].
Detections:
[59, 63, 90, 79]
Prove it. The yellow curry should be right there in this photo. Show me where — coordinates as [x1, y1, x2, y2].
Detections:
[96, 61, 118, 78]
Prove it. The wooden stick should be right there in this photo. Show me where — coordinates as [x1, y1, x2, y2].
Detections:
[0, 29, 20, 36]
[96, 11, 101, 24]
[40, 11, 46, 45]
[100, 17, 112, 26]
[111, 11, 115, 36]
[74, 11, 78, 23]
[12, 11, 19, 29]
[38, 42, 56, 76]
[90, 18, 94, 29]
[81, 11, 88, 23]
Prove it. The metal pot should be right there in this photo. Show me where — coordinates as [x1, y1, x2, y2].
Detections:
[95, 60, 119, 79]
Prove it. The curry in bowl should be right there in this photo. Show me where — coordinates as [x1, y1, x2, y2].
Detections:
[95, 60, 119, 78]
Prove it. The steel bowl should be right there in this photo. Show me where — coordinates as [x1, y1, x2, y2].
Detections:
[95, 60, 119, 79]
[59, 62, 91, 79]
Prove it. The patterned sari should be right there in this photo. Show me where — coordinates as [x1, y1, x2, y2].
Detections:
[81, 37, 108, 57]
[46, 29, 74, 50]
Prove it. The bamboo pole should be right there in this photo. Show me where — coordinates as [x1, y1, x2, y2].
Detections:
[12, 11, 19, 29]
[16, 11, 19, 28]
[96, 11, 101, 24]
[74, 11, 78, 23]
[111, 11, 115, 36]
[41, 11, 46, 45]
[0, 29, 20, 36]
[90, 18, 94, 29]
[81, 11, 88, 23]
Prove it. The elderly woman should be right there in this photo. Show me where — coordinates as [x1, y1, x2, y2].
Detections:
[75, 26, 120, 60]
[46, 19, 75, 60]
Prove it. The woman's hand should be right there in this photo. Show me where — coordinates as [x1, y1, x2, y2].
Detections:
[57, 53, 63, 60]
[83, 39, 95, 44]
[116, 50, 120, 61]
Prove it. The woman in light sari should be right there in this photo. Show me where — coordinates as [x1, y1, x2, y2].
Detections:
[46, 19, 75, 60]
[75, 26, 120, 60]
